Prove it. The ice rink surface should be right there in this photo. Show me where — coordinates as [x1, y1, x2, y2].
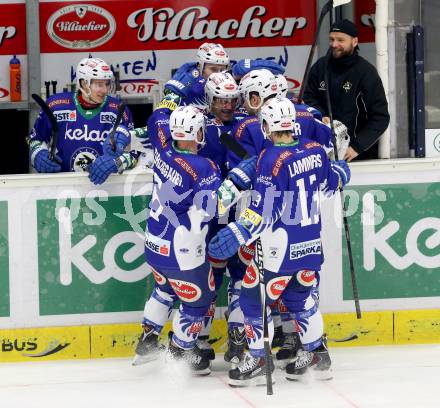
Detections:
[1, 344, 439, 408]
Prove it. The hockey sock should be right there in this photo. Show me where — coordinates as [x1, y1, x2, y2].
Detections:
[142, 286, 177, 334]
[172, 305, 205, 350]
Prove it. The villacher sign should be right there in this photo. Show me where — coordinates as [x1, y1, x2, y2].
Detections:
[46, 4, 116, 49]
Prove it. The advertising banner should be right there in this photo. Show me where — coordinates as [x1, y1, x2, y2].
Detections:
[0, 201, 9, 317]
[342, 183, 440, 300]
[0, 1, 317, 100]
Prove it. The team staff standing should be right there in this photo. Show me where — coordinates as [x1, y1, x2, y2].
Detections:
[303, 19, 390, 161]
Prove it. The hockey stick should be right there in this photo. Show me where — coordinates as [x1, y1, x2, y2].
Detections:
[255, 238, 273, 395]
[323, 48, 361, 319]
[297, 0, 352, 102]
[31, 93, 61, 163]
[108, 102, 126, 152]
[219, 132, 251, 160]
[219, 133, 273, 394]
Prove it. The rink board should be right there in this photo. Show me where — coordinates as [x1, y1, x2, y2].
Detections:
[0, 326, 90, 362]
[3, 309, 439, 362]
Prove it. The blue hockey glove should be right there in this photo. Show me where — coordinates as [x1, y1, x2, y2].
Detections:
[232, 59, 285, 78]
[331, 160, 351, 189]
[103, 124, 131, 156]
[88, 155, 118, 185]
[33, 149, 62, 173]
[208, 222, 251, 260]
[165, 62, 200, 97]
[228, 155, 257, 190]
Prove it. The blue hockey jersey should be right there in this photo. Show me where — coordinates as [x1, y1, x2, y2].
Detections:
[29, 92, 133, 172]
[239, 139, 340, 272]
[146, 145, 221, 271]
[226, 104, 333, 170]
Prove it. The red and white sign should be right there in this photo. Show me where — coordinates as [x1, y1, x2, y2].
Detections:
[39, 0, 316, 53]
[46, 4, 116, 50]
[355, 0, 375, 43]
[0, 3, 26, 55]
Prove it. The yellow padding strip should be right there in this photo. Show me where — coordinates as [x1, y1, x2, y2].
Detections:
[324, 311, 394, 347]
[0, 326, 90, 362]
[394, 309, 440, 344]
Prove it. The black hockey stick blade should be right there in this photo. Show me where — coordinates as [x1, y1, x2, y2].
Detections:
[108, 102, 126, 151]
[31, 93, 60, 163]
[219, 132, 250, 160]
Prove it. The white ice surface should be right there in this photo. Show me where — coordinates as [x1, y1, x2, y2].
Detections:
[0, 344, 439, 408]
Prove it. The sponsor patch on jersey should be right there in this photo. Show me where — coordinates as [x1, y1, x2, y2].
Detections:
[266, 276, 292, 300]
[188, 321, 203, 334]
[242, 263, 258, 288]
[157, 128, 168, 148]
[235, 117, 259, 139]
[208, 268, 215, 291]
[145, 233, 171, 257]
[289, 239, 321, 260]
[54, 110, 77, 122]
[71, 147, 98, 172]
[174, 157, 198, 181]
[244, 323, 255, 339]
[151, 268, 167, 285]
[296, 269, 316, 287]
[304, 142, 321, 149]
[168, 279, 201, 302]
[272, 150, 293, 177]
[65, 125, 110, 142]
[100, 111, 116, 124]
[268, 246, 280, 259]
[199, 173, 219, 187]
[48, 98, 70, 108]
[238, 243, 255, 265]
[239, 208, 262, 227]
[296, 111, 313, 118]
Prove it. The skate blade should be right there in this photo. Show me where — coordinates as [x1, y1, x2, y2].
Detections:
[191, 367, 212, 377]
[132, 353, 159, 366]
[285, 369, 333, 382]
[229, 376, 274, 387]
[313, 369, 333, 381]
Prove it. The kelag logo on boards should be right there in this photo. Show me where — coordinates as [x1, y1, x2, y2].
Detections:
[46, 4, 116, 49]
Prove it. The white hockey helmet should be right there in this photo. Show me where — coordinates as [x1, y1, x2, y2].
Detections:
[76, 57, 114, 91]
[169, 106, 206, 147]
[275, 74, 288, 98]
[205, 72, 240, 108]
[197, 43, 230, 71]
[259, 97, 296, 138]
[239, 69, 278, 110]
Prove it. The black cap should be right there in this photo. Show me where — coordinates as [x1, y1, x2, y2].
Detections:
[330, 19, 358, 37]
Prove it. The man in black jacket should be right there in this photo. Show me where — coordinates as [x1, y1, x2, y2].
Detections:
[303, 19, 390, 161]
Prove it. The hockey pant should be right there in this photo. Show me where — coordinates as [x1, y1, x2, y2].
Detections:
[239, 265, 323, 357]
[142, 262, 216, 350]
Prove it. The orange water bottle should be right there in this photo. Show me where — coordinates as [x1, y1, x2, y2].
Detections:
[9, 55, 21, 102]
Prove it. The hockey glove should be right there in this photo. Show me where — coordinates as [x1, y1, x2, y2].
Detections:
[165, 62, 200, 97]
[228, 155, 257, 190]
[88, 155, 118, 185]
[208, 222, 252, 260]
[130, 126, 152, 151]
[331, 160, 351, 189]
[333, 120, 350, 159]
[33, 148, 62, 173]
[231, 59, 285, 78]
[103, 124, 131, 156]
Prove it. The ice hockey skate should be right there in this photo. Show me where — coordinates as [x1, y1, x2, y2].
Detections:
[285, 336, 332, 381]
[132, 324, 165, 366]
[195, 335, 215, 361]
[224, 327, 246, 367]
[228, 352, 275, 387]
[167, 338, 212, 376]
[275, 332, 302, 368]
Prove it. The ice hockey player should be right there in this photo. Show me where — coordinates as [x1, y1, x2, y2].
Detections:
[133, 105, 221, 376]
[208, 97, 351, 386]
[163, 42, 230, 108]
[29, 57, 135, 174]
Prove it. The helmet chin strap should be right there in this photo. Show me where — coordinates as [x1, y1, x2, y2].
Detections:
[79, 81, 101, 105]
